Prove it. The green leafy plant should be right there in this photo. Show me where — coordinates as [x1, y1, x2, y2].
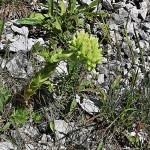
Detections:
[32, 112, 42, 124]
[0, 85, 11, 112]
[69, 30, 102, 71]
[17, 0, 102, 28]
[11, 108, 29, 126]
[17, 0, 107, 50]
[24, 30, 103, 105]
[125, 131, 142, 148]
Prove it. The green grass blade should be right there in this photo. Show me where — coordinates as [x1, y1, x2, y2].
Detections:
[59, 0, 66, 16]
[48, 0, 54, 17]
[124, 29, 136, 65]
[0, 19, 4, 37]
[97, 139, 104, 150]
[133, 25, 145, 66]
[68, 0, 76, 13]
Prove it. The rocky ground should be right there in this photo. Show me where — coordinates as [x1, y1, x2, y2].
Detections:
[0, 0, 150, 149]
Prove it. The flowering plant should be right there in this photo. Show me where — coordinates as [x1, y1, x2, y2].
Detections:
[70, 30, 103, 71]
[23, 30, 103, 105]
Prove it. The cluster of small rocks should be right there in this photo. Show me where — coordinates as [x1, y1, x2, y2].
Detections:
[0, 0, 149, 149]
[95, 0, 150, 88]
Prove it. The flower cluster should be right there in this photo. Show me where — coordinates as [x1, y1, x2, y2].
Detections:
[70, 30, 103, 71]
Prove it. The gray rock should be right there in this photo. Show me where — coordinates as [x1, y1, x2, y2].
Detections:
[0, 42, 4, 50]
[76, 94, 100, 114]
[6, 52, 33, 78]
[0, 141, 16, 150]
[34, 53, 45, 62]
[119, 8, 129, 18]
[21, 125, 39, 139]
[138, 40, 144, 49]
[25, 144, 35, 150]
[80, 0, 93, 5]
[138, 29, 150, 41]
[102, 57, 107, 64]
[85, 23, 91, 32]
[109, 23, 118, 31]
[55, 61, 68, 75]
[54, 120, 75, 145]
[125, 3, 134, 10]
[109, 60, 121, 71]
[126, 63, 132, 70]
[97, 74, 105, 84]
[112, 2, 126, 9]
[38, 134, 53, 149]
[113, 8, 129, 26]
[126, 22, 135, 35]
[42, 145, 50, 150]
[0, 58, 7, 69]
[109, 31, 122, 42]
[138, 1, 148, 20]
[9, 35, 44, 52]
[141, 22, 150, 30]
[96, 64, 108, 74]
[11, 25, 29, 37]
[134, 48, 140, 53]
[94, 1, 102, 12]
[70, 126, 97, 149]
[123, 69, 128, 76]
[5, 33, 14, 41]
[10, 124, 40, 146]
[4, 24, 44, 52]
[102, 0, 113, 11]
[144, 62, 150, 72]
[9, 35, 28, 52]
[41, 134, 47, 143]
[130, 6, 139, 21]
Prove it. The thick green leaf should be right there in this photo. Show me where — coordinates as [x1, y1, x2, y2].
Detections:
[17, 18, 41, 25]
[70, 99, 77, 112]
[2, 122, 11, 131]
[29, 12, 48, 20]
[59, 0, 66, 16]
[50, 121, 55, 132]
[78, 18, 84, 28]
[48, 0, 54, 16]
[68, 0, 76, 13]
[78, 79, 91, 91]
[52, 18, 62, 30]
[31, 41, 44, 53]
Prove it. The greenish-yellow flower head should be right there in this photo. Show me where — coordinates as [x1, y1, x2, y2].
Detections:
[70, 30, 103, 71]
